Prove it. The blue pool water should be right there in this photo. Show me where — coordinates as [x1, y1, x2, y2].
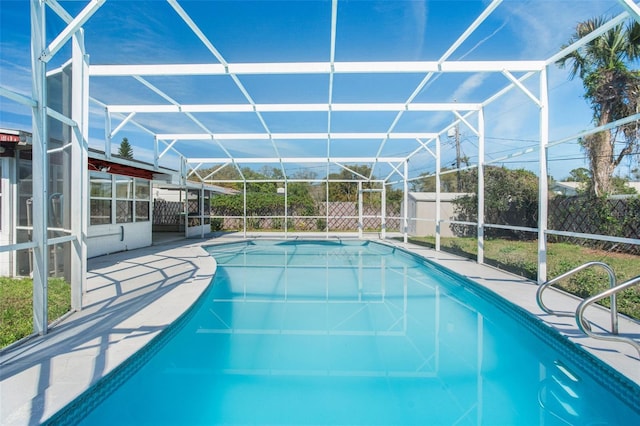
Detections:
[51, 240, 639, 425]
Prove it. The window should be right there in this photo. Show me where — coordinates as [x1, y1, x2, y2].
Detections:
[115, 176, 133, 223]
[90, 172, 112, 225]
[135, 178, 150, 221]
[17, 158, 33, 227]
[89, 173, 151, 225]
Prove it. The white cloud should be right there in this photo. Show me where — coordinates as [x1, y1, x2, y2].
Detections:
[505, 0, 615, 59]
[409, 0, 428, 59]
[451, 73, 489, 102]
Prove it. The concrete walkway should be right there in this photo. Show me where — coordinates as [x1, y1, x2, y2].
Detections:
[1, 234, 638, 425]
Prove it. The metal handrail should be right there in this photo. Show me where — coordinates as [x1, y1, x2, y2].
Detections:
[536, 261, 617, 333]
[576, 276, 640, 357]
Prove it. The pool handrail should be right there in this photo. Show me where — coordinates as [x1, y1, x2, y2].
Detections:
[536, 261, 617, 334]
[575, 275, 640, 357]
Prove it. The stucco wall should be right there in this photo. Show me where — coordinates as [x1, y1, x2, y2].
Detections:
[407, 192, 467, 238]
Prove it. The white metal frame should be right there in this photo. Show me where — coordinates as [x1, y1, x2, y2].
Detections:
[0, 0, 638, 337]
[31, 0, 49, 334]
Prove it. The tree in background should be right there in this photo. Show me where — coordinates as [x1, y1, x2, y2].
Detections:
[287, 170, 318, 216]
[209, 167, 317, 221]
[412, 167, 475, 193]
[452, 166, 539, 239]
[188, 164, 243, 191]
[118, 137, 134, 160]
[566, 167, 591, 183]
[208, 164, 403, 230]
[564, 167, 636, 194]
[556, 17, 640, 196]
[564, 167, 591, 194]
[327, 165, 374, 203]
[326, 164, 403, 210]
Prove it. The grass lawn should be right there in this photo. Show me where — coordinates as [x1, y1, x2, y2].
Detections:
[405, 236, 640, 320]
[0, 277, 71, 348]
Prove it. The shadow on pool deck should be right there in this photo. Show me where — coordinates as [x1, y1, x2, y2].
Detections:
[0, 234, 638, 425]
[0, 239, 216, 426]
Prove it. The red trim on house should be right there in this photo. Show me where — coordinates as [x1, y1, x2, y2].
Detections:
[88, 158, 154, 180]
[0, 134, 20, 143]
[2, 129, 158, 180]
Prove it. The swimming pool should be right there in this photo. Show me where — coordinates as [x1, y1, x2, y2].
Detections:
[47, 240, 639, 425]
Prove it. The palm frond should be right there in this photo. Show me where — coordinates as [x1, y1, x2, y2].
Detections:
[626, 20, 640, 60]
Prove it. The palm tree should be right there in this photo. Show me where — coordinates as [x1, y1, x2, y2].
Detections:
[557, 17, 640, 196]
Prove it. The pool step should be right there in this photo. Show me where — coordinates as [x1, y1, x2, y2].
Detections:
[539, 361, 583, 422]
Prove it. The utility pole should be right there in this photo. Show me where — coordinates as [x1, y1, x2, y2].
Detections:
[454, 122, 461, 192]
[449, 100, 463, 192]
[448, 121, 462, 192]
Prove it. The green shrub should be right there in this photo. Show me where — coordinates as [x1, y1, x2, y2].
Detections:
[210, 217, 223, 232]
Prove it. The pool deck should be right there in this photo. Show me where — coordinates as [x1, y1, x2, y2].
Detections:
[1, 233, 639, 425]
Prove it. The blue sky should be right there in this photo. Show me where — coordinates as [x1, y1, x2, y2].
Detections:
[1, 0, 636, 182]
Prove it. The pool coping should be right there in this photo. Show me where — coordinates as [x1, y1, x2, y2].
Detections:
[1, 234, 638, 425]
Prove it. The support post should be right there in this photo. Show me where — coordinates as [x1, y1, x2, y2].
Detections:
[153, 136, 159, 170]
[358, 181, 363, 239]
[538, 67, 549, 284]
[284, 180, 288, 238]
[71, 26, 88, 310]
[181, 157, 187, 186]
[477, 108, 485, 264]
[325, 176, 329, 238]
[200, 185, 205, 238]
[435, 136, 441, 251]
[403, 161, 409, 244]
[31, 0, 49, 334]
[104, 107, 111, 159]
[381, 183, 386, 240]
[243, 181, 247, 238]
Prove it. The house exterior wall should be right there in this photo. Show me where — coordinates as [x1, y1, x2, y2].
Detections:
[1, 128, 199, 275]
[87, 171, 154, 258]
[0, 157, 15, 276]
[0, 157, 158, 270]
[87, 221, 152, 258]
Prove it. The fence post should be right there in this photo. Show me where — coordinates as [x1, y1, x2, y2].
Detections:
[358, 181, 363, 239]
